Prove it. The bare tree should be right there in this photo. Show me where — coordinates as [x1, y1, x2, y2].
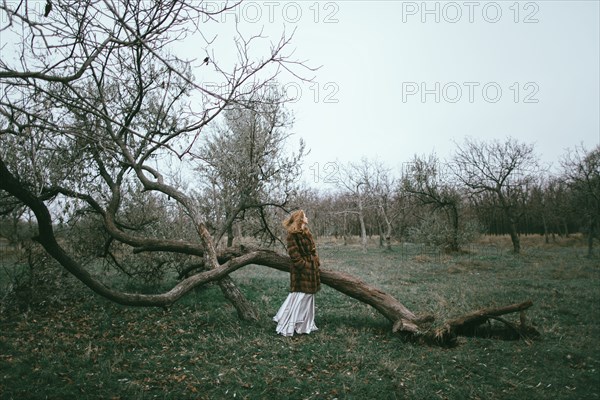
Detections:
[528, 179, 551, 243]
[561, 145, 600, 257]
[373, 169, 396, 250]
[360, 160, 399, 251]
[403, 153, 466, 252]
[336, 160, 375, 252]
[0, 0, 313, 319]
[195, 88, 305, 247]
[452, 137, 539, 254]
[545, 177, 574, 238]
[525, 175, 573, 244]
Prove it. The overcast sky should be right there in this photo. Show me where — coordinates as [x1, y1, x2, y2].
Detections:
[193, 0, 599, 188]
[5, 1, 597, 189]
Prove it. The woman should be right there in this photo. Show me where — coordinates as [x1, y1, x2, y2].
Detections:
[273, 209, 321, 336]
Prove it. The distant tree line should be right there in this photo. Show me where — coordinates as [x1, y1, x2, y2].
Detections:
[293, 139, 599, 257]
[2, 138, 597, 261]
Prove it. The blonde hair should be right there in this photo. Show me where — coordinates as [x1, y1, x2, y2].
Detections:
[283, 209, 307, 233]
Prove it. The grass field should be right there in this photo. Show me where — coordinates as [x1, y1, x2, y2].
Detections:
[0, 235, 599, 399]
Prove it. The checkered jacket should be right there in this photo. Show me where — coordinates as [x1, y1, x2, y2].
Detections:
[286, 230, 321, 294]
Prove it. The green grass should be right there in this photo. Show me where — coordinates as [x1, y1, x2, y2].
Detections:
[1, 236, 599, 399]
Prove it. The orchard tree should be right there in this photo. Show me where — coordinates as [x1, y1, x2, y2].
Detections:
[0, 0, 315, 320]
[403, 153, 467, 252]
[545, 177, 575, 237]
[525, 175, 571, 243]
[561, 145, 600, 257]
[365, 160, 399, 251]
[452, 137, 539, 254]
[336, 159, 377, 252]
[527, 179, 552, 243]
[195, 88, 305, 247]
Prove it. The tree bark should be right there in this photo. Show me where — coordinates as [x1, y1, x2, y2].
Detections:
[498, 191, 520, 254]
[385, 232, 392, 252]
[542, 215, 549, 244]
[218, 277, 259, 321]
[227, 224, 234, 247]
[379, 203, 393, 251]
[587, 217, 596, 258]
[199, 223, 260, 321]
[508, 218, 521, 254]
[358, 197, 368, 253]
[446, 205, 460, 252]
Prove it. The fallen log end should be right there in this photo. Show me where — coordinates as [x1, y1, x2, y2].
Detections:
[392, 318, 421, 334]
[430, 300, 540, 345]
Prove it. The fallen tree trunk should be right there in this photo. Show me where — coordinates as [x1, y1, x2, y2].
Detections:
[243, 248, 432, 333]
[218, 247, 536, 344]
[179, 247, 430, 333]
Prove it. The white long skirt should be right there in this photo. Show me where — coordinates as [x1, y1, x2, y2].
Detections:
[273, 292, 318, 337]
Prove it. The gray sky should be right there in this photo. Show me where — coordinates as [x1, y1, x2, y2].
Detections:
[4, 1, 597, 189]
[196, 0, 599, 188]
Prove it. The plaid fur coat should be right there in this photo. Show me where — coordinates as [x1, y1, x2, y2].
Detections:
[286, 230, 321, 294]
